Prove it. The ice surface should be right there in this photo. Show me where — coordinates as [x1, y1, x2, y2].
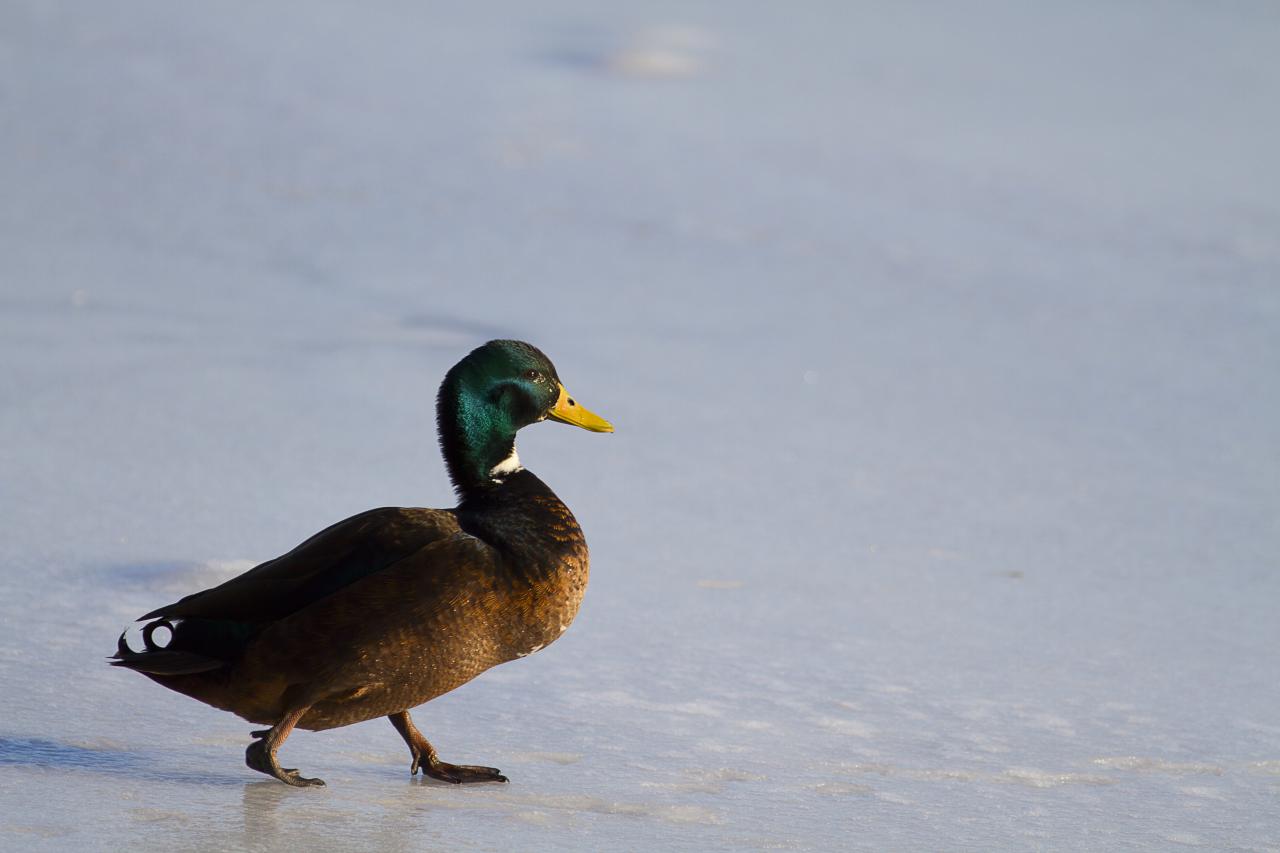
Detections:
[2, 2, 1278, 850]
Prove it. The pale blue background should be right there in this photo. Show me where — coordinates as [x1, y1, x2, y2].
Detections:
[2, 2, 1278, 850]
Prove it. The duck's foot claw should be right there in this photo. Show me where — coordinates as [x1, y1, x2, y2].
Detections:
[279, 770, 326, 788]
[246, 739, 325, 787]
[416, 757, 507, 784]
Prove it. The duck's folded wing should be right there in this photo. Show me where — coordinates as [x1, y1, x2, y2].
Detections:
[141, 507, 464, 625]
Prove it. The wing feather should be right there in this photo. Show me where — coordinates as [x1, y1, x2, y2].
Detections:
[141, 507, 462, 625]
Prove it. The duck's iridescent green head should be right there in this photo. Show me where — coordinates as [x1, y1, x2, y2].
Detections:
[437, 340, 612, 495]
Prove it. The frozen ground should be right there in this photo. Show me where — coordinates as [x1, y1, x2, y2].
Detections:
[2, 1, 1278, 850]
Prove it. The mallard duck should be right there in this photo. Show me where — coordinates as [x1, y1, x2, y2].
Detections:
[111, 340, 612, 787]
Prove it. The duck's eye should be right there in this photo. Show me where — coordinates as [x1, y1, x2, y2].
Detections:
[524, 369, 540, 381]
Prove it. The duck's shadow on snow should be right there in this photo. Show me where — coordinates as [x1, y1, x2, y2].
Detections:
[0, 735, 244, 786]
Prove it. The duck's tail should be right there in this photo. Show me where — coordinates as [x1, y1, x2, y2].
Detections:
[109, 618, 226, 675]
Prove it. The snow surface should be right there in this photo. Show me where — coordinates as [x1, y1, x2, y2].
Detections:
[2, 2, 1279, 850]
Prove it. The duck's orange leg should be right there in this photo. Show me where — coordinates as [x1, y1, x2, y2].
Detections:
[388, 711, 507, 784]
[246, 707, 325, 787]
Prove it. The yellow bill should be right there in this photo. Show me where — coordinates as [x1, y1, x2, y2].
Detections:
[547, 383, 613, 433]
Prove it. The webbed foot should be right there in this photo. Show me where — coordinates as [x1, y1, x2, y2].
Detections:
[246, 724, 325, 787]
[389, 710, 508, 784]
[412, 752, 507, 784]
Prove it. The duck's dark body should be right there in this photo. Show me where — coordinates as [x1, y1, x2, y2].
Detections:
[134, 471, 587, 732]
[111, 340, 611, 786]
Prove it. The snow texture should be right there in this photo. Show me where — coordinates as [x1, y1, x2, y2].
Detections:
[2, 2, 1278, 850]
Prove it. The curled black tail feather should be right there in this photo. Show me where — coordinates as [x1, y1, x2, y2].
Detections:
[110, 619, 226, 676]
[141, 618, 175, 651]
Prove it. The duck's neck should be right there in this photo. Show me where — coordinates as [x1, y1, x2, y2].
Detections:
[455, 468, 583, 577]
[437, 378, 522, 499]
